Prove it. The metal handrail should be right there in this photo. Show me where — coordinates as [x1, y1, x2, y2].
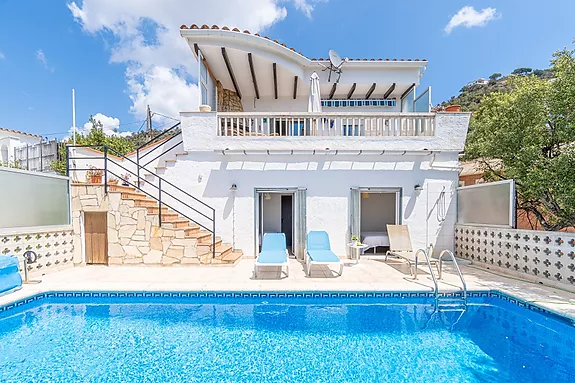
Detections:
[414, 248, 439, 311]
[438, 250, 467, 301]
[136, 122, 181, 182]
[136, 122, 181, 151]
[65, 144, 217, 259]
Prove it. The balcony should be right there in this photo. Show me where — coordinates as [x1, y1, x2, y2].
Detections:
[180, 111, 470, 153]
[217, 112, 436, 138]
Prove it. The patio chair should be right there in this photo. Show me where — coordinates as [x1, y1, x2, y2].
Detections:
[254, 233, 289, 278]
[305, 231, 343, 277]
[385, 224, 440, 278]
[0, 255, 22, 296]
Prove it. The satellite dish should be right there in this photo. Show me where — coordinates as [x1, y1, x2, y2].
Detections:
[328, 50, 343, 68]
[321, 49, 346, 83]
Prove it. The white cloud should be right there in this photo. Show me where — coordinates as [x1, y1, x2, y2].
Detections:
[71, 113, 131, 137]
[0, 52, 5, 60]
[290, 0, 325, 18]
[445, 6, 498, 34]
[35, 49, 54, 72]
[68, 0, 316, 119]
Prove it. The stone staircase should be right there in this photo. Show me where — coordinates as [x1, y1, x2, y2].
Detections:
[109, 184, 242, 265]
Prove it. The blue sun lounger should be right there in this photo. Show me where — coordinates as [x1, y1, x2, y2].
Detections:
[254, 233, 289, 278]
[0, 255, 22, 296]
[305, 231, 343, 277]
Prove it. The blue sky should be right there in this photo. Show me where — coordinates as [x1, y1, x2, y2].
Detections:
[0, 0, 574, 139]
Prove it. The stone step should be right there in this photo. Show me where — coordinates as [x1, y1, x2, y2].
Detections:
[175, 152, 188, 157]
[144, 173, 155, 178]
[134, 199, 159, 207]
[155, 166, 167, 171]
[215, 243, 233, 257]
[220, 250, 243, 264]
[184, 226, 201, 235]
[108, 185, 136, 193]
[146, 206, 169, 214]
[164, 159, 177, 164]
[159, 212, 179, 219]
[187, 231, 215, 242]
[121, 192, 148, 200]
[161, 219, 189, 228]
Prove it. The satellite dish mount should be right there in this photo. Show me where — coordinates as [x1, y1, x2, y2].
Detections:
[321, 49, 347, 83]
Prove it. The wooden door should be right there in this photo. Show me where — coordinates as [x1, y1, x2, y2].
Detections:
[85, 212, 108, 265]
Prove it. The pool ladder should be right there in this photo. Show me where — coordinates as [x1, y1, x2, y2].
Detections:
[416, 248, 467, 313]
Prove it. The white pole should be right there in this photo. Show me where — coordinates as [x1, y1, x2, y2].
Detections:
[72, 88, 76, 145]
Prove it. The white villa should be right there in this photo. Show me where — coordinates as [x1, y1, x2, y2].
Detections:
[68, 24, 470, 265]
[0, 127, 43, 165]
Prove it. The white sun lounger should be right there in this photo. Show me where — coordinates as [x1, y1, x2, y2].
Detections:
[385, 224, 440, 278]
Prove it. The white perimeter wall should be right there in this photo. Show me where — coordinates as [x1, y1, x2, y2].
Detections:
[158, 152, 458, 258]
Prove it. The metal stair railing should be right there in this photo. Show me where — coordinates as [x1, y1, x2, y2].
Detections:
[66, 144, 217, 259]
[438, 249, 468, 304]
[415, 248, 440, 311]
[135, 122, 182, 184]
[417, 247, 467, 312]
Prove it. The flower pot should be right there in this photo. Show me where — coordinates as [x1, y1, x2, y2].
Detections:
[445, 105, 461, 112]
[199, 104, 212, 112]
[90, 175, 102, 184]
[108, 179, 119, 185]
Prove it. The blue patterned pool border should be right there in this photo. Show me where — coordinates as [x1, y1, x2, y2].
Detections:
[0, 290, 573, 325]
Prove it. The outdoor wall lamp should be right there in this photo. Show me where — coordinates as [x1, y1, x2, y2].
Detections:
[230, 183, 238, 192]
[414, 184, 424, 191]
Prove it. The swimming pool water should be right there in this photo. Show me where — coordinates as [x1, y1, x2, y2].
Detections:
[0, 292, 573, 383]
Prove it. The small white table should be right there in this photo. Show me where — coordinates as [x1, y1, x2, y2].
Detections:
[348, 243, 369, 263]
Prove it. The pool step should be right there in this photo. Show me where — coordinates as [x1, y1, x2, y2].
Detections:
[437, 296, 467, 312]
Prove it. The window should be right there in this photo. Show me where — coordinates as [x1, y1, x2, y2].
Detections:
[321, 99, 396, 108]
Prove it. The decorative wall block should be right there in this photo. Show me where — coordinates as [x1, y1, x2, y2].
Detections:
[455, 224, 575, 287]
[0, 227, 74, 277]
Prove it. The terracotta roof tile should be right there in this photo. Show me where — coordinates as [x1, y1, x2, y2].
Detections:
[0, 127, 42, 139]
[180, 24, 428, 63]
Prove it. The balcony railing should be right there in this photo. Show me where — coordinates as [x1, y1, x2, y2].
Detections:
[217, 112, 435, 138]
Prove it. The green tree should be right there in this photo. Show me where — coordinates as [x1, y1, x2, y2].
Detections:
[489, 72, 502, 81]
[511, 67, 533, 76]
[51, 116, 135, 175]
[467, 47, 575, 231]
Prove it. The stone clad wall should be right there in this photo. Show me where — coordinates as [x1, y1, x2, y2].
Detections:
[217, 81, 243, 112]
[71, 185, 201, 265]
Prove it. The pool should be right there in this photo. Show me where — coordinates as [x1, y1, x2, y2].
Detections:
[0, 291, 574, 382]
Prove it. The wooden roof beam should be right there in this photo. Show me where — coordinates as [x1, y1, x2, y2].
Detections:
[365, 83, 376, 99]
[293, 76, 298, 100]
[346, 83, 357, 99]
[401, 83, 416, 99]
[221, 47, 242, 99]
[328, 83, 337, 100]
[273, 63, 278, 99]
[247, 53, 260, 99]
[383, 83, 396, 99]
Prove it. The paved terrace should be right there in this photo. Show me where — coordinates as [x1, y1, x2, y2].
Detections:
[1, 259, 574, 320]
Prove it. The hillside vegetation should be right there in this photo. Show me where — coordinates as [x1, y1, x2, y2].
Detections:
[440, 68, 553, 113]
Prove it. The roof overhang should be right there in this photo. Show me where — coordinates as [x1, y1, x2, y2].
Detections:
[181, 27, 427, 100]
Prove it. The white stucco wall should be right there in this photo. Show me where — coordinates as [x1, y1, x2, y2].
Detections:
[158, 151, 459, 258]
[0, 132, 41, 164]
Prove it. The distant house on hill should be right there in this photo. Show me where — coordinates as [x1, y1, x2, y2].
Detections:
[0, 127, 43, 165]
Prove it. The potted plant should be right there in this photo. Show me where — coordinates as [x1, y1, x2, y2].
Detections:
[120, 173, 131, 186]
[351, 235, 362, 246]
[86, 166, 104, 184]
[108, 177, 119, 185]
